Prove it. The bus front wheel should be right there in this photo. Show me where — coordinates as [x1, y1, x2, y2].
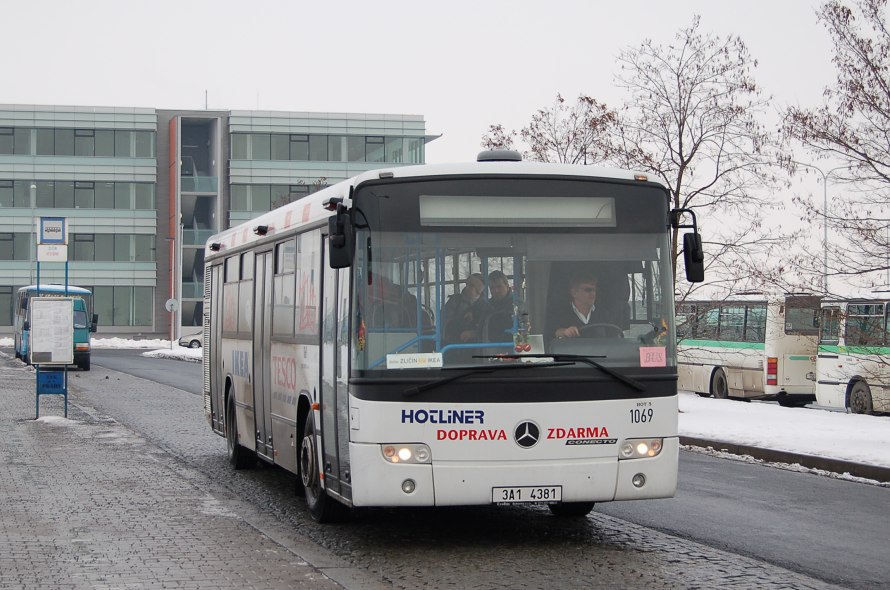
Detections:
[300, 413, 346, 523]
[848, 382, 874, 415]
[711, 369, 729, 399]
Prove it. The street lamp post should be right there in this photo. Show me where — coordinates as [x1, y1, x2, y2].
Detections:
[793, 162, 846, 295]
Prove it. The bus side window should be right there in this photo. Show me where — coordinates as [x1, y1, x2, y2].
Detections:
[820, 308, 839, 343]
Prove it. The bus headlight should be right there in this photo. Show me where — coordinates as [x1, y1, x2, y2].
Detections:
[381, 444, 432, 464]
[619, 438, 664, 459]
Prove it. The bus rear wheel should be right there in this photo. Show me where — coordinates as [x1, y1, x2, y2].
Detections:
[300, 413, 346, 523]
[549, 502, 595, 517]
[848, 382, 874, 415]
[226, 394, 255, 469]
[711, 368, 729, 399]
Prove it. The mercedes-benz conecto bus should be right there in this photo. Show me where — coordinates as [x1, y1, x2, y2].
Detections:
[817, 294, 890, 414]
[676, 293, 821, 406]
[202, 150, 704, 522]
[14, 284, 98, 371]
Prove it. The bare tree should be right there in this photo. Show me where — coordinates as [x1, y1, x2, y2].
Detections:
[481, 94, 615, 164]
[482, 18, 788, 298]
[784, 0, 890, 287]
[607, 16, 786, 297]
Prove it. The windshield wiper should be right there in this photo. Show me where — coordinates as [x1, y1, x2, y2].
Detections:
[476, 353, 646, 392]
[403, 361, 573, 397]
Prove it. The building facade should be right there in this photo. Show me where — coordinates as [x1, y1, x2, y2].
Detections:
[0, 105, 430, 338]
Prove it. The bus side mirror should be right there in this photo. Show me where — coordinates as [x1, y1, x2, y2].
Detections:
[327, 211, 355, 269]
[683, 233, 705, 283]
[90, 313, 99, 333]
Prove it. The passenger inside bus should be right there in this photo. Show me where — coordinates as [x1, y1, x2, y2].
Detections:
[482, 270, 518, 342]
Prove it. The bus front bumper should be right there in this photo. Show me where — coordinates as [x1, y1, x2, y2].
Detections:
[348, 437, 679, 507]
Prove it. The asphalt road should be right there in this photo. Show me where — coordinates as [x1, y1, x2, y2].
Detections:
[83, 348, 890, 588]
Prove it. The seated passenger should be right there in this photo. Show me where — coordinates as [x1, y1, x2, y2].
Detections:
[483, 270, 516, 341]
[443, 273, 487, 344]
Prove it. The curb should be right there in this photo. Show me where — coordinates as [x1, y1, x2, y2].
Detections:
[680, 436, 890, 483]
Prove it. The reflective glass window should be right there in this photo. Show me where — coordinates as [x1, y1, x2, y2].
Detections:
[290, 135, 308, 160]
[14, 233, 29, 260]
[0, 128, 13, 154]
[406, 137, 423, 163]
[270, 134, 289, 160]
[366, 136, 385, 163]
[115, 183, 130, 209]
[134, 131, 153, 157]
[113, 234, 129, 261]
[36, 128, 54, 155]
[54, 129, 75, 156]
[95, 130, 114, 156]
[14, 128, 31, 155]
[95, 234, 114, 261]
[134, 234, 154, 261]
[0, 233, 11, 259]
[134, 183, 154, 209]
[114, 130, 131, 157]
[230, 185, 248, 210]
[231, 134, 248, 159]
[133, 287, 152, 325]
[385, 137, 404, 162]
[13, 181, 30, 207]
[0, 180, 12, 207]
[328, 136, 345, 161]
[113, 286, 132, 325]
[346, 136, 365, 162]
[74, 129, 94, 156]
[96, 182, 114, 208]
[309, 135, 327, 161]
[73, 234, 95, 261]
[251, 184, 270, 212]
[36, 181, 54, 207]
[75, 182, 95, 209]
[55, 181, 74, 208]
[251, 134, 270, 160]
[0, 286, 11, 326]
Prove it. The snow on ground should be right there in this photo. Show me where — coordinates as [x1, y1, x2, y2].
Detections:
[679, 392, 890, 469]
[3, 336, 888, 470]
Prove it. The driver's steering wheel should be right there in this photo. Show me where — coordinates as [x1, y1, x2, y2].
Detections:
[578, 323, 624, 338]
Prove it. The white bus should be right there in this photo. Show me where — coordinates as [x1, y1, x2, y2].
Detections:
[817, 294, 890, 414]
[676, 293, 821, 406]
[202, 150, 704, 522]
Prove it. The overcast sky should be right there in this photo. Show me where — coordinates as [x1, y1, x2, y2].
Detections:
[3, 0, 834, 164]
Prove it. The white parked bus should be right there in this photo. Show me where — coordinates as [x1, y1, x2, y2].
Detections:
[817, 294, 890, 414]
[676, 293, 821, 406]
[202, 150, 704, 522]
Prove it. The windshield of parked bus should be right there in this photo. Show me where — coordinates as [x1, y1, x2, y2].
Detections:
[350, 177, 676, 372]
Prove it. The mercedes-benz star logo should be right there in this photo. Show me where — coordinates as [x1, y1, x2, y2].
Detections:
[514, 421, 541, 449]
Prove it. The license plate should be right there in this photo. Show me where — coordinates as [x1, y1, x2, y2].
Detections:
[492, 485, 562, 504]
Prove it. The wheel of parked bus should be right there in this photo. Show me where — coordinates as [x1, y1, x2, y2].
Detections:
[79, 359, 90, 371]
[226, 394, 255, 469]
[300, 412, 347, 523]
[549, 502, 595, 517]
[711, 368, 729, 399]
[848, 381, 874, 415]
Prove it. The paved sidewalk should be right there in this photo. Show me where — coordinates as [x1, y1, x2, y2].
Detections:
[0, 357, 385, 590]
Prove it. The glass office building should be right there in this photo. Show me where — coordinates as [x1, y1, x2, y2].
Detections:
[0, 105, 431, 338]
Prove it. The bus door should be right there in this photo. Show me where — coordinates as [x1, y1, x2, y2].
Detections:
[209, 265, 225, 433]
[319, 247, 351, 501]
[253, 250, 274, 460]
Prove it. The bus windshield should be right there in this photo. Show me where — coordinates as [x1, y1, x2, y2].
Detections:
[351, 178, 676, 373]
